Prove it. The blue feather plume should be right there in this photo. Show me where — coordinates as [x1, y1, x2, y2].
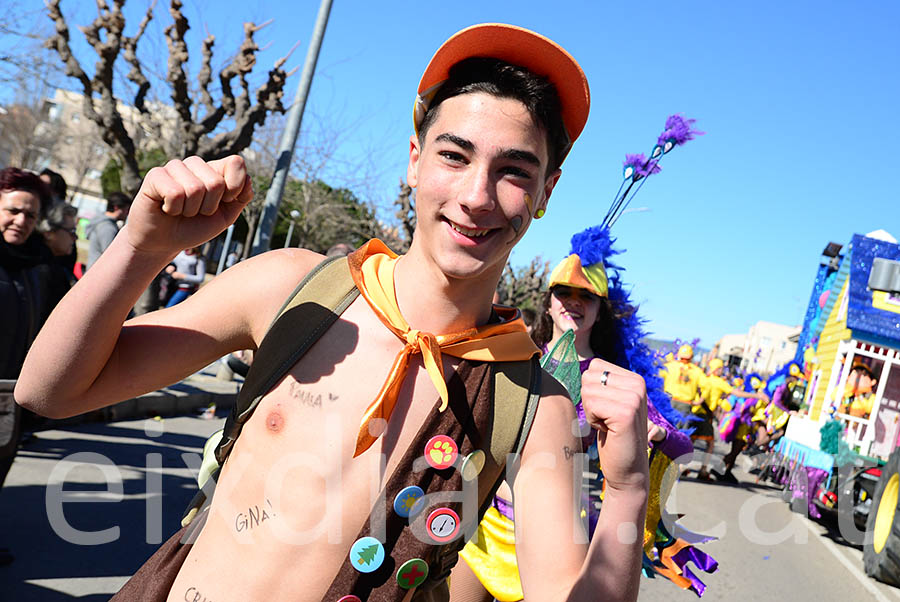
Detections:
[577, 225, 691, 432]
[570, 225, 621, 270]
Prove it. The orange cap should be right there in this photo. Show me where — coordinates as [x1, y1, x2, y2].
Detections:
[414, 23, 590, 155]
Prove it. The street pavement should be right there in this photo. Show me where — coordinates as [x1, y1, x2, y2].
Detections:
[0, 412, 226, 601]
[638, 450, 900, 602]
[3, 399, 900, 600]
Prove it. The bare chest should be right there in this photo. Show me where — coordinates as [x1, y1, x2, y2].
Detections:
[169, 298, 462, 599]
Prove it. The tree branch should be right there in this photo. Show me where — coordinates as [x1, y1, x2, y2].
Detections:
[46, 0, 139, 195]
[197, 33, 217, 116]
[45, 0, 95, 120]
[122, 0, 156, 113]
[164, 0, 194, 149]
[198, 55, 287, 159]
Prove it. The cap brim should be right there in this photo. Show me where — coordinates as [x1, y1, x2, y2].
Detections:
[416, 23, 589, 148]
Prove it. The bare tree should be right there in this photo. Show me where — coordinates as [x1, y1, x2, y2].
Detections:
[239, 103, 393, 257]
[0, 4, 62, 85]
[391, 179, 416, 253]
[0, 6, 66, 169]
[44, 0, 297, 196]
[0, 102, 58, 170]
[498, 257, 550, 311]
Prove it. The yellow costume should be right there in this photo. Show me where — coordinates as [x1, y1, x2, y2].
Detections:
[840, 393, 875, 419]
[700, 373, 733, 414]
[661, 359, 705, 404]
[460, 450, 710, 600]
[458, 506, 522, 601]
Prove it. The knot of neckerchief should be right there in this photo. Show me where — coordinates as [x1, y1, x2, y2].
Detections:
[346, 239, 539, 457]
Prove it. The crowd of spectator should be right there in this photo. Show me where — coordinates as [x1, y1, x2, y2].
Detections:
[0, 165, 223, 566]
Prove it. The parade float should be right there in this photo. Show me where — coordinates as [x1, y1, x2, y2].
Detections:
[765, 230, 900, 585]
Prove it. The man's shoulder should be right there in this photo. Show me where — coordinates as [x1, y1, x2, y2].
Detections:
[221, 247, 326, 298]
[87, 216, 117, 237]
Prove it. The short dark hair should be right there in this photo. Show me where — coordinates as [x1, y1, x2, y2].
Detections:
[40, 168, 68, 201]
[417, 57, 568, 176]
[0, 167, 53, 217]
[106, 191, 131, 212]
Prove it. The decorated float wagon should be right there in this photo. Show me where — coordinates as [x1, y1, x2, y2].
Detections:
[767, 231, 900, 585]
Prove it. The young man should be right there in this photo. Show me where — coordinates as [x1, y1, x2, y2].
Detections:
[85, 191, 131, 269]
[17, 24, 649, 601]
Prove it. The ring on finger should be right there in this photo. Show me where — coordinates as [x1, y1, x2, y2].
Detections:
[599, 370, 610, 387]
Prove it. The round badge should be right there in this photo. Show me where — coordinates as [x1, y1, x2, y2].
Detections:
[337, 597, 362, 602]
[396, 558, 429, 590]
[426, 507, 461, 543]
[349, 536, 385, 573]
[460, 449, 486, 481]
[394, 485, 425, 518]
[424, 435, 458, 470]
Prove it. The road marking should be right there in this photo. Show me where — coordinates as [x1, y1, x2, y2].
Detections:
[800, 515, 894, 602]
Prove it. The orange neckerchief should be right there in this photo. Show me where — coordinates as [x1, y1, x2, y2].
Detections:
[347, 240, 539, 457]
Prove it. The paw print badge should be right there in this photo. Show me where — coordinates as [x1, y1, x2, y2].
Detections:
[424, 435, 458, 470]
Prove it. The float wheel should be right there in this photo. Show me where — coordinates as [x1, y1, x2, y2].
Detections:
[865, 449, 900, 585]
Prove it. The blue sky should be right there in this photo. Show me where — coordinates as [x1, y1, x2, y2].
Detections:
[45, 0, 900, 346]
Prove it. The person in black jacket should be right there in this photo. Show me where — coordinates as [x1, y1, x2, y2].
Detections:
[0, 167, 70, 565]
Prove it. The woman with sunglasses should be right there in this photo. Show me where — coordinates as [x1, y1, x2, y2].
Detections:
[38, 203, 80, 283]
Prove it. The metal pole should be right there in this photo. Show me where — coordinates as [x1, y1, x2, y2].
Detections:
[284, 220, 295, 248]
[216, 224, 235, 275]
[283, 209, 301, 248]
[250, 0, 334, 256]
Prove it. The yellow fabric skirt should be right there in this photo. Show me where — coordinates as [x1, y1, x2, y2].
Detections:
[459, 506, 523, 601]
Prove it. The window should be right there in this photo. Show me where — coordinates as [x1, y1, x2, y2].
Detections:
[72, 112, 80, 123]
[87, 169, 101, 180]
[46, 102, 61, 121]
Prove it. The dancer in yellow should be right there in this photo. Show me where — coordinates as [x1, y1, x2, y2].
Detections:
[662, 345, 705, 413]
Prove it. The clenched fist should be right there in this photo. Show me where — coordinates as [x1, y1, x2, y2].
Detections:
[125, 155, 253, 256]
[581, 358, 650, 493]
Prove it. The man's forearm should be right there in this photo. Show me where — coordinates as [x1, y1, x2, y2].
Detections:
[16, 227, 175, 415]
[568, 486, 648, 602]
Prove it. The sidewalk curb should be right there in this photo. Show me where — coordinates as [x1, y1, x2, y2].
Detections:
[104, 380, 239, 422]
[42, 369, 242, 429]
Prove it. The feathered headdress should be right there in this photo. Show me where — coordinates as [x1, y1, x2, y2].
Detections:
[602, 114, 703, 229]
[572, 226, 688, 431]
[545, 114, 702, 431]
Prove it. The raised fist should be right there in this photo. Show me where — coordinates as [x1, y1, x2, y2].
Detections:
[581, 358, 650, 492]
[126, 155, 253, 256]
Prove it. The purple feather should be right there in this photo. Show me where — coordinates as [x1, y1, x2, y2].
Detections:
[657, 114, 704, 147]
[623, 153, 662, 178]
